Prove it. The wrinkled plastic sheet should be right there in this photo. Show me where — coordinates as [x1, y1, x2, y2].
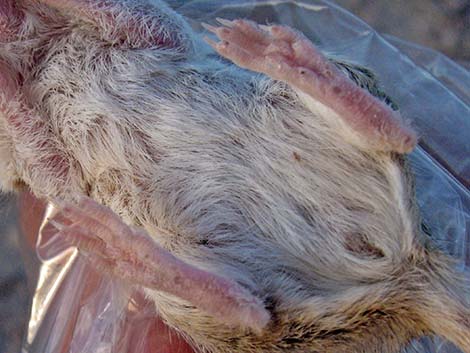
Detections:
[22, 1, 470, 353]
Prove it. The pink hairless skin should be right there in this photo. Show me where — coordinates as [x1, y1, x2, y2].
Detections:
[7, 2, 469, 353]
[0, 0, 268, 336]
[48, 196, 270, 332]
[2, 0, 415, 347]
[18, 193, 197, 353]
[0, 75, 268, 335]
[203, 19, 417, 154]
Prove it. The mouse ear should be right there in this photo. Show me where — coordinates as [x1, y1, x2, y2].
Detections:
[39, 0, 183, 48]
[46, 196, 270, 332]
[0, 1, 23, 41]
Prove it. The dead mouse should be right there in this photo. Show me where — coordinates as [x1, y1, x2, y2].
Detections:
[0, 1, 468, 352]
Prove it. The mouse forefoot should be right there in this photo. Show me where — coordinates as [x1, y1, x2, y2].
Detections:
[46, 196, 270, 332]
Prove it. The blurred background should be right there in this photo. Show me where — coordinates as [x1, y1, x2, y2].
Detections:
[0, 195, 30, 353]
[0, 0, 469, 352]
[334, 0, 470, 67]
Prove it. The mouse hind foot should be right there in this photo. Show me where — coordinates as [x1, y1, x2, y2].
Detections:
[46, 196, 270, 332]
[204, 19, 416, 154]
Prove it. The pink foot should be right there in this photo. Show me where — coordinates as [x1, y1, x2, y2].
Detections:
[47, 196, 270, 332]
[204, 19, 417, 154]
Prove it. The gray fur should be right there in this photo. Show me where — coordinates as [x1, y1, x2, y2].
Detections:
[0, 1, 468, 352]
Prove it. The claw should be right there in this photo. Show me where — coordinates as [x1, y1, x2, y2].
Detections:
[201, 22, 218, 33]
[215, 17, 235, 28]
[48, 196, 270, 331]
[203, 35, 219, 48]
[207, 19, 416, 153]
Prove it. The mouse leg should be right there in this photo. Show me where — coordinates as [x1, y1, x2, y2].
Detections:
[204, 19, 416, 154]
[47, 196, 270, 332]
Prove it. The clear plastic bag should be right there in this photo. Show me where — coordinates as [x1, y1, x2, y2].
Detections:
[22, 1, 470, 352]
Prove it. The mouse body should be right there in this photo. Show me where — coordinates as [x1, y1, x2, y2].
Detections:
[0, 1, 468, 352]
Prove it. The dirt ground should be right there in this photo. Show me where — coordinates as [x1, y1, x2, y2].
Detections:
[0, 1, 468, 352]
